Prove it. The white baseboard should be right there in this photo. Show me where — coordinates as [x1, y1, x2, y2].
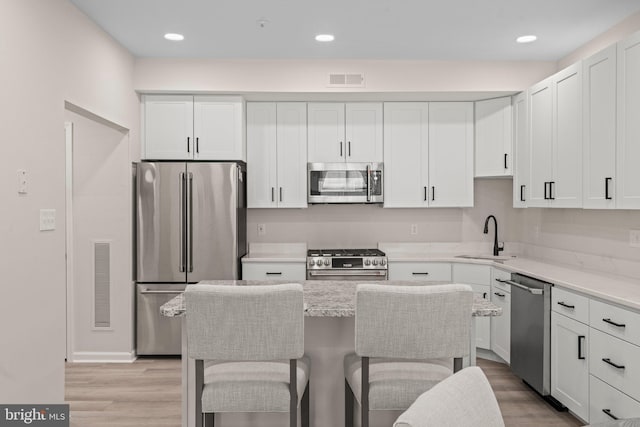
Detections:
[477, 348, 509, 364]
[69, 351, 137, 363]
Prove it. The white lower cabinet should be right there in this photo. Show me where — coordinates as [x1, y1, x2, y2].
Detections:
[387, 262, 452, 281]
[551, 311, 590, 421]
[589, 328, 640, 402]
[241, 262, 306, 280]
[490, 268, 511, 363]
[590, 375, 640, 423]
[452, 264, 492, 350]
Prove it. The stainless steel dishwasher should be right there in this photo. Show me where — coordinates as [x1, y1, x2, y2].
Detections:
[500, 273, 566, 410]
[136, 283, 185, 355]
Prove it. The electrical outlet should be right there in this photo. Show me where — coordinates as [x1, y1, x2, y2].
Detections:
[630, 230, 640, 248]
[410, 224, 418, 235]
[257, 223, 266, 236]
[17, 169, 27, 194]
[39, 209, 56, 231]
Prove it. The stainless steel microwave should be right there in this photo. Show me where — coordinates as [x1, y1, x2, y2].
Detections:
[307, 162, 383, 204]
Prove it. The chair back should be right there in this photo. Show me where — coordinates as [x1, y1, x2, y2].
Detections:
[185, 283, 304, 361]
[355, 284, 473, 359]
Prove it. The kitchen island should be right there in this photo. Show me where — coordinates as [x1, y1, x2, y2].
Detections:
[162, 280, 501, 427]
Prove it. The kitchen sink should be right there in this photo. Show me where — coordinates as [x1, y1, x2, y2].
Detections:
[454, 254, 513, 263]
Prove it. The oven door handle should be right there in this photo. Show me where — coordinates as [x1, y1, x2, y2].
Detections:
[307, 270, 387, 277]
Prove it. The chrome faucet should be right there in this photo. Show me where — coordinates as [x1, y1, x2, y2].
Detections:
[483, 215, 504, 256]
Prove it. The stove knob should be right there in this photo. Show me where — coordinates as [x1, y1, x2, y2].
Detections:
[381, 259, 386, 266]
[324, 259, 330, 266]
[365, 259, 371, 266]
[372, 259, 379, 266]
[309, 260, 315, 267]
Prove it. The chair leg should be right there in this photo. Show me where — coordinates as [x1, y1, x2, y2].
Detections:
[361, 357, 369, 427]
[344, 379, 354, 427]
[301, 381, 310, 427]
[454, 357, 463, 373]
[290, 359, 298, 427]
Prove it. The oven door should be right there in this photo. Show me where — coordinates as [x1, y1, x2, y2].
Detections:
[306, 269, 388, 280]
[308, 162, 383, 204]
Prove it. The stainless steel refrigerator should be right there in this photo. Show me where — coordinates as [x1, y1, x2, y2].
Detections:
[135, 161, 247, 355]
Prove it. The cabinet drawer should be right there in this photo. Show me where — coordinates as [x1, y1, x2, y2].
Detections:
[492, 268, 511, 294]
[590, 374, 640, 424]
[552, 287, 589, 324]
[590, 328, 640, 401]
[242, 262, 306, 280]
[590, 299, 640, 346]
[388, 262, 452, 281]
[452, 264, 491, 285]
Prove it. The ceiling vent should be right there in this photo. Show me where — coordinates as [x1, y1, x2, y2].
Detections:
[327, 73, 365, 88]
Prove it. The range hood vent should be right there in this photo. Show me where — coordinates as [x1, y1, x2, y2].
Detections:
[327, 73, 365, 88]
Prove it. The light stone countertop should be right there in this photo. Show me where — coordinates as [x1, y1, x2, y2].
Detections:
[241, 243, 307, 263]
[160, 280, 501, 318]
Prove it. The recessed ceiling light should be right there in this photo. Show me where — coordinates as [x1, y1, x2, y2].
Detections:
[164, 33, 184, 41]
[315, 34, 335, 42]
[516, 35, 537, 44]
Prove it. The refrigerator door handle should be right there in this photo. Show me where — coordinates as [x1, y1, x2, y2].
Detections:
[188, 172, 194, 273]
[179, 172, 186, 273]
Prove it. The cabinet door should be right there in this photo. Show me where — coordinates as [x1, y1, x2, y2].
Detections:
[512, 92, 529, 208]
[453, 264, 492, 350]
[194, 96, 245, 161]
[308, 103, 345, 163]
[529, 78, 554, 207]
[583, 45, 617, 209]
[345, 103, 383, 162]
[387, 262, 452, 281]
[383, 103, 430, 207]
[551, 312, 589, 422]
[552, 63, 583, 208]
[491, 289, 511, 363]
[617, 31, 640, 209]
[475, 97, 513, 177]
[246, 103, 278, 208]
[276, 103, 308, 208]
[428, 102, 474, 207]
[242, 262, 306, 280]
[590, 375, 640, 424]
[143, 94, 193, 160]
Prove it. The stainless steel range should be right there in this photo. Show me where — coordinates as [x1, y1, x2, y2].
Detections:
[306, 248, 388, 280]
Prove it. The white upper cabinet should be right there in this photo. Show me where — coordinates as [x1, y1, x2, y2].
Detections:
[512, 92, 529, 208]
[528, 63, 583, 208]
[307, 103, 382, 163]
[384, 102, 473, 208]
[247, 102, 307, 208]
[383, 102, 430, 207]
[617, 31, 640, 209]
[475, 97, 513, 177]
[142, 95, 193, 160]
[583, 45, 617, 209]
[142, 94, 245, 161]
[428, 102, 474, 207]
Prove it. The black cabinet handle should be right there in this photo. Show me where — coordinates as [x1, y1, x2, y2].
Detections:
[431, 186, 435, 201]
[424, 186, 427, 201]
[504, 153, 508, 169]
[271, 187, 275, 202]
[578, 336, 585, 360]
[602, 409, 619, 420]
[520, 185, 525, 202]
[196, 137, 199, 154]
[483, 292, 488, 299]
[549, 181, 555, 200]
[605, 177, 612, 200]
[187, 136, 190, 153]
[280, 187, 283, 202]
[544, 182, 548, 200]
[266, 272, 282, 276]
[412, 272, 430, 276]
[603, 318, 626, 328]
[494, 292, 506, 298]
[348, 141, 351, 157]
[602, 358, 625, 369]
[340, 141, 343, 157]
[557, 301, 575, 309]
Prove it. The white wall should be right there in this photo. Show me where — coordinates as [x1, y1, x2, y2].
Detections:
[0, 0, 137, 402]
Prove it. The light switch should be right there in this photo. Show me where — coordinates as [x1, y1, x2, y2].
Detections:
[410, 224, 418, 235]
[17, 169, 27, 194]
[40, 209, 56, 231]
[257, 223, 266, 236]
[630, 230, 640, 248]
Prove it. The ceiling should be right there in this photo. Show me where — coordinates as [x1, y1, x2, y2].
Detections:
[70, 0, 640, 61]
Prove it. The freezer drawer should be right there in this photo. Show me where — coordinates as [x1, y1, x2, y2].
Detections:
[136, 283, 184, 355]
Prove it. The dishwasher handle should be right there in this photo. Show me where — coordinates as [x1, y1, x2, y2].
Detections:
[139, 289, 184, 295]
[499, 279, 544, 295]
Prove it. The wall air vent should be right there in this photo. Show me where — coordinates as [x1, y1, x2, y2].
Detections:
[94, 241, 111, 328]
[327, 73, 365, 88]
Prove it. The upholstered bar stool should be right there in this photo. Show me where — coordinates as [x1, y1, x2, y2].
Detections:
[185, 283, 310, 427]
[393, 367, 505, 427]
[344, 283, 474, 427]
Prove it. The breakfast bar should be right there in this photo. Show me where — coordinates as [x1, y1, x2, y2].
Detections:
[161, 280, 502, 427]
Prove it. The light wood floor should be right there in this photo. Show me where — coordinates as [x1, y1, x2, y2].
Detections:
[65, 357, 583, 427]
